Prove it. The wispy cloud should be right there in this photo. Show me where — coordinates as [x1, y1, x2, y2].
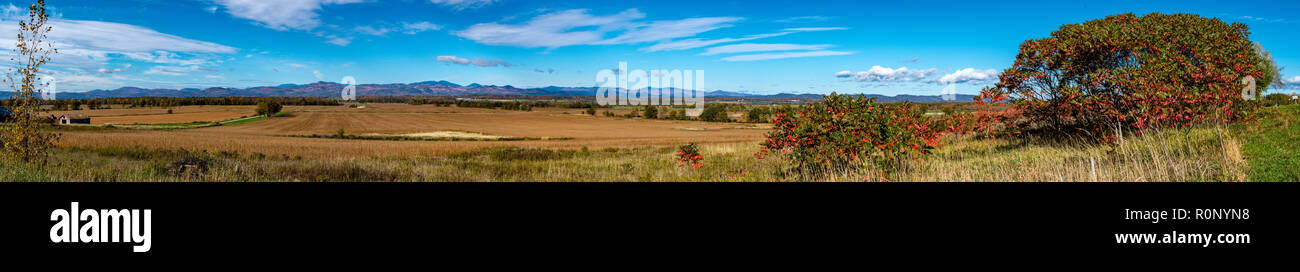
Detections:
[213, 0, 367, 31]
[144, 65, 214, 76]
[455, 9, 740, 49]
[355, 21, 444, 36]
[782, 27, 848, 32]
[722, 50, 853, 62]
[774, 16, 834, 23]
[0, 15, 237, 82]
[354, 25, 391, 36]
[434, 55, 511, 67]
[642, 27, 845, 52]
[700, 43, 832, 56]
[1240, 15, 1286, 23]
[401, 21, 442, 34]
[324, 36, 352, 46]
[430, 0, 497, 10]
[641, 32, 791, 52]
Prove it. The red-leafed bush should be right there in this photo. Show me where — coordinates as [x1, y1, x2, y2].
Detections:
[675, 143, 703, 169]
[979, 13, 1264, 142]
[760, 94, 951, 180]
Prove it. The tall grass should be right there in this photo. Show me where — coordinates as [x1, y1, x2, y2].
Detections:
[895, 124, 1245, 182]
[0, 123, 1256, 182]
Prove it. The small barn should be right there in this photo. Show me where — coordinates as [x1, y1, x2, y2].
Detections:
[59, 113, 90, 125]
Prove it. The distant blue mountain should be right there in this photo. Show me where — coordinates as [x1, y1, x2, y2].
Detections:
[2, 80, 975, 102]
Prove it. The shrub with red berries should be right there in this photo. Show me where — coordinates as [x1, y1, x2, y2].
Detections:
[979, 13, 1264, 141]
[676, 142, 704, 170]
[760, 94, 956, 180]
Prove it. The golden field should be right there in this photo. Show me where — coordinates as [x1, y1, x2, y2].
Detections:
[3, 103, 1288, 182]
[53, 104, 767, 159]
[48, 105, 266, 124]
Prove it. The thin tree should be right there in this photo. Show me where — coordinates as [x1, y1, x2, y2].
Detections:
[2, 0, 59, 165]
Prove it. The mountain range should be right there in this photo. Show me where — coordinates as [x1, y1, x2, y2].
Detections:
[2, 81, 975, 102]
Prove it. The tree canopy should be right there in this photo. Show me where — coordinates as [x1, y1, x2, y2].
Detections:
[980, 13, 1264, 140]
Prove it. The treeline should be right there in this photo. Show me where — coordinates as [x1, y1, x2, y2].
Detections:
[585, 104, 747, 123]
[453, 100, 541, 111]
[21, 97, 341, 110]
[369, 96, 603, 111]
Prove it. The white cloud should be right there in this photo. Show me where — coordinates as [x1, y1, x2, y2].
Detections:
[454, 9, 740, 49]
[325, 36, 352, 46]
[430, 0, 497, 10]
[596, 17, 740, 45]
[47, 73, 121, 90]
[214, 0, 366, 31]
[1240, 15, 1285, 23]
[286, 63, 307, 68]
[0, 19, 237, 53]
[1282, 76, 1300, 84]
[355, 22, 443, 36]
[435, 55, 470, 65]
[700, 43, 831, 56]
[641, 32, 790, 52]
[934, 68, 1000, 84]
[782, 27, 848, 32]
[642, 27, 845, 52]
[401, 21, 442, 34]
[354, 26, 390, 36]
[721, 50, 853, 62]
[145, 65, 203, 76]
[434, 55, 511, 67]
[95, 65, 131, 74]
[313, 70, 324, 80]
[836, 66, 937, 82]
[774, 16, 834, 23]
[0, 17, 236, 76]
[1, 4, 22, 18]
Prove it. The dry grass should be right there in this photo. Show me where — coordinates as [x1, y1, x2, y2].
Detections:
[46, 105, 284, 124]
[54, 104, 766, 159]
[893, 125, 1246, 182]
[11, 103, 1259, 182]
[5, 125, 1250, 182]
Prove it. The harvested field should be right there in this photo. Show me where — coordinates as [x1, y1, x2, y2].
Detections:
[54, 104, 766, 158]
[45, 105, 313, 124]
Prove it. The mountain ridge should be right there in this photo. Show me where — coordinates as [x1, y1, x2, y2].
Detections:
[4, 81, 976, 102]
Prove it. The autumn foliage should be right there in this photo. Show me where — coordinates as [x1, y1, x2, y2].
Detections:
[676, 142, 703, 169]
[761, 94, 955, 180]
[1, 0, 58, 165]
[978, 13, 1264, 141]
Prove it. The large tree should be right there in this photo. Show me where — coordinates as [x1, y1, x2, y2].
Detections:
[979, 13, 1263, 141]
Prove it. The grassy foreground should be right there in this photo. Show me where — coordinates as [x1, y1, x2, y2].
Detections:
[2, 105, 1295, 182]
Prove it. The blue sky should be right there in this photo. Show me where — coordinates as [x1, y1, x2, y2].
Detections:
[2, 0, 1298, 95]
